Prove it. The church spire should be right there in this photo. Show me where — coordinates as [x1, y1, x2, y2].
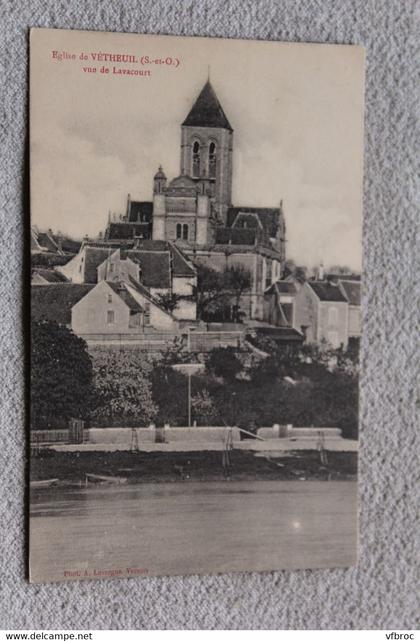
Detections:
[182, 80, 233, 131]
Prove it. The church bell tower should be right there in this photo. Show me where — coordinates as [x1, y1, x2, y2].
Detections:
[180, 80, 233, 224]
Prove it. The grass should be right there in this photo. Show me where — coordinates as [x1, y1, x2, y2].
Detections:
[30, 449, 357, 485]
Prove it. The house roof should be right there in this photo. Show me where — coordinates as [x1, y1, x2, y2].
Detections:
[207, 244, 283, 261]
[274, 281, 297, 294]
[247, 325, 304, 343]
[31, 229, 43, 252]
[52, 235, 81, 254]
[35, 231, 61, 253]
[169, 243, 196, 277]
[339, 280, 361, 306]
[127, 201, 153, 223]
[107, 222, 151, 240]
[128, 241, 195, 279]
[182, 80, 233, 131]
[127, 275, 172, 316]
[308, 281, 348, 302]
[227, 207, 282, 238]
[31, 284, 94, 325]
[32, 268, 69, 284]
[124, 250, 171, 288]
[84, 247, 116, 283]
[107, 282, 144, 313]
[215, 227, 257, 246]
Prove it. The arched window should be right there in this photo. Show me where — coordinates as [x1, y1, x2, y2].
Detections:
[192, 141, 201, 177]
[176, 223, 182, 239]
[208, 141, 216, 178]
[182, 224, 189, 240]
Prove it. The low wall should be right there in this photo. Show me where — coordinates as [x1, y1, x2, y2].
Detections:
[164, 426, 241, 443]
[87, 427, 155, 444]
[256, 426, 342, 439]
[289, 427, 342, 438]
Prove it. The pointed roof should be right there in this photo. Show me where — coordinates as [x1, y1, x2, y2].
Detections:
[182, 80, 233, 131]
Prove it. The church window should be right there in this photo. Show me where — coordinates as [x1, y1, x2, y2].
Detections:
[107, 294, 112, 303]
[192, 141, 201, 177]
[107, 310, 115, 324]
[182, 224, 189, 240]
[176, 223, 182, 239]
[208, 142, 216, 178]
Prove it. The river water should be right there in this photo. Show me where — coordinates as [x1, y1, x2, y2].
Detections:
[30, 480, 358, 582]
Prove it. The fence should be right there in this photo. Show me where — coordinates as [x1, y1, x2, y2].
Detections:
[32, 420, 86, 446]
[31, 429, 69, 444]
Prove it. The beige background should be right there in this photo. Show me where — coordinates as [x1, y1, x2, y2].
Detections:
[31, 29, 364, 271]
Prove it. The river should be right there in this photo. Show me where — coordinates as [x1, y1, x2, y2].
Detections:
[30, 480, 358, 582]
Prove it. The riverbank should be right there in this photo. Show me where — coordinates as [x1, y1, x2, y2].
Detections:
[30, 449, 357, 485]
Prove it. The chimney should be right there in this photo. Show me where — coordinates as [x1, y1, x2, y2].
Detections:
[318, 262, 324, 280]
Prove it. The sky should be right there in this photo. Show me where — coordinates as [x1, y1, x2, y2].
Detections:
[30, 29, 365, 271]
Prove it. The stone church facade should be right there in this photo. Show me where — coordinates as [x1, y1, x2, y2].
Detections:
[105, 80, 287, 320]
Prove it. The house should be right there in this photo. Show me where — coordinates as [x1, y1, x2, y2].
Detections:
[293, 280, 349, 349]
[31, 227, 82, 256]
[338, 279, 361, 338]
[263, 280, 297, 327]
[57, 239, 197, 321]
[72, 279, 178, 336]
[32, 279, 179, 336]
[31, 284, 95, 326]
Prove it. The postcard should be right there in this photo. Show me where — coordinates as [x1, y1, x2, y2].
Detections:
[29, 28, 364, 582]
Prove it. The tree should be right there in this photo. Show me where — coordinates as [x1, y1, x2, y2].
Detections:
[191, 390, 218, 425]
[224, 265, 252, 306]
[31, 320, 94, 428]
[150, 365, 189, 426]
[156, 292, 182, 314]
[206, 346, 242, 381]
[329, 265, 354, 275]
[194, 263, 251, 321]
[91, 350, 157, 426]
[194, 264, 227, 318]
[284, 259, 307, 283]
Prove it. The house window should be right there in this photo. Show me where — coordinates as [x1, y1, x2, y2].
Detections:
[182, 224, 189, 240]
[109, 263, 115, 273]
[208, 142, 216, 178]
[176, 223, 182, 239]
[192, 141, 201, 177]
[328, 306, 338, 325]
[107, 294, 112, 303]
[107, 310, 115, 324]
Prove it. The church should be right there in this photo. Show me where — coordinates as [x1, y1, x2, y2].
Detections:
[104, 79, 287, 320]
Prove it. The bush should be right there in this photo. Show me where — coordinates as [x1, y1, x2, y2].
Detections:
[91, 350, 157, 426]
[206, 346, 242, 381]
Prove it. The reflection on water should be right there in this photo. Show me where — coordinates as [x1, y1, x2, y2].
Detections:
[30, 481, 358, 582]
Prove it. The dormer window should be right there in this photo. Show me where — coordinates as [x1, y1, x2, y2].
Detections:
[208, 141, 216, 178]
[192, 141, 201, 177]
